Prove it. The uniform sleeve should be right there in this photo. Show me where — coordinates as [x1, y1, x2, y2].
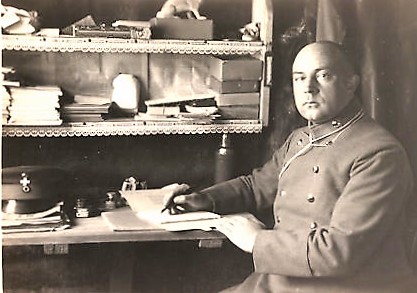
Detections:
[252, 143, 414, 277]
[200, 132, 295, 214]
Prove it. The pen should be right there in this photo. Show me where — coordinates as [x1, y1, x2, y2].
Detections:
[161, 184, 193, 214]
[161, 193, 186, 215]
[160, 201, 173, 214]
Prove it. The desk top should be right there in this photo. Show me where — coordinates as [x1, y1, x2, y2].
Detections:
[2, 211, 225, 246]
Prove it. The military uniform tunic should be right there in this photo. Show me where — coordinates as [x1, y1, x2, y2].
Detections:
[200, 100, 416, 292]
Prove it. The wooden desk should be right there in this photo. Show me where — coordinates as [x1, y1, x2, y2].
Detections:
[2, 212, 225, 246]
[3, 210, 226, 292]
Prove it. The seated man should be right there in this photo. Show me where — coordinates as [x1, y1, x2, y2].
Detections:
[166, 41, 416, 292]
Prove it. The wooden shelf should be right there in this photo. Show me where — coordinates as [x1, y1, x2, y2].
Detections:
[2, 35, 265, 55]
[2, 120, 262, 137]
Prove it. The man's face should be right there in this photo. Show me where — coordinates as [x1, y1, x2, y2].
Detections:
[292, 44, 358, 123]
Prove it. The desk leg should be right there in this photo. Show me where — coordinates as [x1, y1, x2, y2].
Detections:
[109, 244, 136, 293]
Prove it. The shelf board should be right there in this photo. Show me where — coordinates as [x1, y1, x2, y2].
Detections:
[2, 120, 262, 137]
[2, 35, 265, 55]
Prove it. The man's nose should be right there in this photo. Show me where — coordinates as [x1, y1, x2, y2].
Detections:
[304, 76, 319, 94]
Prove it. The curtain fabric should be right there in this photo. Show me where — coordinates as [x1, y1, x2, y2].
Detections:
[315, 0, 417, 268]
[314, 0, 417, 163]
[316, 0, 345, 44]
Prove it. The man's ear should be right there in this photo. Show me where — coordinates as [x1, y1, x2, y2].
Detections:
[347, 74, 360, 93]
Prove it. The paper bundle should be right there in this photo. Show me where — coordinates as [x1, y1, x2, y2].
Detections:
[2, 202, 71, 234]
[8, 86, 63, 125]
[2, 86, 11, 124]
[61, 95, 110, 123]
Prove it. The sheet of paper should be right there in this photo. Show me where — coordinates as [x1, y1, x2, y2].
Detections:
[101, 210, 161, 231]
[121, 189, 167, 212]
[102, 205, 256, 233]
[120, 189, 221, 224]
[102, 209, 220, 232]
[137, 210, 220, 224]
[162, 218, 219, 231]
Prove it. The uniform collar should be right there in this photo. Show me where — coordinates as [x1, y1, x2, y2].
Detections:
[279, 100, 364, 179]
[305, 99, 364, 141]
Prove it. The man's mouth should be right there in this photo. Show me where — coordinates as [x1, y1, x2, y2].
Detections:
[304, 101, 319, 107]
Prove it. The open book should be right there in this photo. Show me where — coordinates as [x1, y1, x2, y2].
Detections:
[102, 188, 221, 232]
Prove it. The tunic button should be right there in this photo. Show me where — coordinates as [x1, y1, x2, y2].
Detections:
[307, 194, 315, 203]
[276, 216, 281, 223]
[312, 165, 319, 173]
[297, 139, 303, 146]
[332, 120, 341, 128]
[280, 190, 286, 197]
[310, 222, 318, 229]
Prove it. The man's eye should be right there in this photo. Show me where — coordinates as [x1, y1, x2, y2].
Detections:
[316, 72, 332, 81]
[293, 76, 305, 82]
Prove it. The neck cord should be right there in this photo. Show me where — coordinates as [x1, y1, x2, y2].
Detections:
[278, 109, 365, 179]
[309, 109, 365, 146]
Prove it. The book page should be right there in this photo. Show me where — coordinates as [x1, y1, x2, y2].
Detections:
[120, 189, 220, 224]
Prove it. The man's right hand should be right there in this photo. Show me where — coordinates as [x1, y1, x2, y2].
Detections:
[162, 183, 213, 214]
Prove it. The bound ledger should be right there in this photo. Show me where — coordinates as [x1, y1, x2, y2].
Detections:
[102, 188, 221, 232]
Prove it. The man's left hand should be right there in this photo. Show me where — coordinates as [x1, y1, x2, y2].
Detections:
[216, 214, 265, 253]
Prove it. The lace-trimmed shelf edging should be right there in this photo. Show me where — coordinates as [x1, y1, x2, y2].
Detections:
[2, 35, 265, 55]
[2, 121, 263, 137]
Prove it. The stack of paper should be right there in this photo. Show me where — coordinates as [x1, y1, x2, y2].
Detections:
[74, 94, 110, 106]
[145, 93, 216, 107]
[1, 66, 20, 87]
[1, 66, 19, 124]
[143, 93, 219, 120]
[61, 103, 110, 122]
[61, 94, 111, 122]
[2, 202, 71, 234]
[8, 86, 63, 125]
[146, 105, 181, 117]
[2, 86, 11, 124]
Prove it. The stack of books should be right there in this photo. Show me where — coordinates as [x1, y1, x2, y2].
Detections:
[61, 94, 111, 123]
[8, 86, 63, 125]
[208, 55, 262, 119]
